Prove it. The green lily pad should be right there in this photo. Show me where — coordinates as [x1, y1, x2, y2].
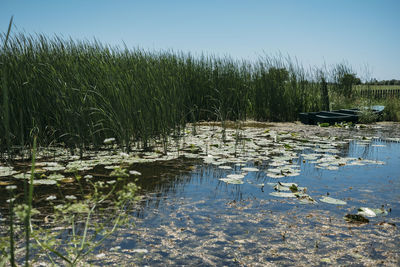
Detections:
[345, 214, 369, 224]
[31, 179, 57, 185]
[48, 173, 65, 180]
[241, 167, 259, 172]
[0, 166, 18, 177]
[357, 207, 388, 217]
[218, 166, 232, 170]
[226, 174, 245, 179]
[269, 192, 297, 198]
[295, 193, 316, 204]
[265, 172, 285, 179]
[219, 178, 244, 185]
[319, 196, 347, 205]
[129, 170, 142, 176]
[104, 137, 116, 145]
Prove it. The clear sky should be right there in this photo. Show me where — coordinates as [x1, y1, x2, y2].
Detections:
[1, 0, 399, 80]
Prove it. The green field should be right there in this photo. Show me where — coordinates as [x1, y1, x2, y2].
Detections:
[354, 85, 400, 90]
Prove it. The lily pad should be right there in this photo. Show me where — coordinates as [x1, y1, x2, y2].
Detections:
[0, 166, 18, 177]
[357, 207, 388, 217]
[269, 192, 297, 198]
[104, 137, 116, 145]
[265, 172, 285, 179]
[319, 196, 347, 205]
[31, 179, 58, 185]
[48, 173, 65, 180]
[129, 170, 142, 176]
[344, 214, 369, 224]
[219, 178, 244, 184]
[241, 167, 259, 172]
[218, 166, 232, 170]
[295, 193, 316, 204]
[226, 174, 245, 179]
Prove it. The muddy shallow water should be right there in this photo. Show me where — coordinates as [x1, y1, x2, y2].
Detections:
[1, 122, 400, 266]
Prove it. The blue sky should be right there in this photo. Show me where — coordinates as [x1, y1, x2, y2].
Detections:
[1, 0, 399, 80]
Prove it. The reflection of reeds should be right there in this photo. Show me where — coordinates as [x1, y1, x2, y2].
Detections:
[1, 32, 363, 153]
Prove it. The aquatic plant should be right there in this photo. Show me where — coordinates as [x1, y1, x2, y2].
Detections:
[1, 136, 140, 266]
[383, 97, 400, 121]
[0, 31, 363, 154]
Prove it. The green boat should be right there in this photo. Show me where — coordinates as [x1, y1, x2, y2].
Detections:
[299, 106, 384, 125]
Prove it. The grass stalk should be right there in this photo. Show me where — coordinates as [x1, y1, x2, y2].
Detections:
[8, 189, 15, 267]
[25, 136, 36, 266]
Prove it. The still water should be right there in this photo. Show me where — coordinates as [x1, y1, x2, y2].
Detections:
[1, 124, 399, 266]
[110, 139, 400, 266]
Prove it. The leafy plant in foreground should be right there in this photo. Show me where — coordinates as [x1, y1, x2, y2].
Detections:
[2, 137, 140, 266]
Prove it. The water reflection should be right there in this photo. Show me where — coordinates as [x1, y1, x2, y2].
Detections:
[1, 131, 399, 265]
[116, 138, 400, 266]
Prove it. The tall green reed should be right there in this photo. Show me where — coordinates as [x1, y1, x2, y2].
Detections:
[0, 32, 361, 153]
[1, 17, 13, 158]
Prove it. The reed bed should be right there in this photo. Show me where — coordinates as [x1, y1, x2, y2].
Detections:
[0, 33, 357, 152]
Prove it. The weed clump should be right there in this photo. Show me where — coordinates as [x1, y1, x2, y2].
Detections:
[383, 98, 400, 122]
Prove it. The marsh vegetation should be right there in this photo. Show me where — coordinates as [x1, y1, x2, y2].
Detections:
[3, 33, 399, 156]
[1, 26, 400, 266]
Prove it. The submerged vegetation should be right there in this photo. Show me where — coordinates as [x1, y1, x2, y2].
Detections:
[2, 32, 396, 155]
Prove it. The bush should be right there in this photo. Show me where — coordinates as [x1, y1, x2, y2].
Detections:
[383, 98, 400, 121]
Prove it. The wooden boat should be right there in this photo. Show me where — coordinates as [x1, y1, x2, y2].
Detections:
[299, 106, 384, 125]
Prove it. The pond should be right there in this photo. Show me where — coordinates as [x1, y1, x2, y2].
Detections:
[1, 122, 399, 266]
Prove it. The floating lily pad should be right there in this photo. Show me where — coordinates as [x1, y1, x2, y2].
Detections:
[132, 248, 148, 253]
[273, 182, 305, 192]
[226, 174, 245, 179]
[44, 166, 66, 171]
[219, 178, 244, 184]
[61, 178, 75, 183]
[65, 195, 77, 200]
[0, 166, 18, 177]
[129, 170, 142, 176]
[241, 167, 259, 172]
[48, 173, 65, 180]
[218, 166, 232, 170]
[46, 195, 57, 201]
[269, 192, 297, 198]
[104, 137, 116, 145]
[319, 196, 347, 205]
[14, 173, 29, 179]
[0, 181, 14, 186]
[345, 214, 369, 224]
[265, 172, 285, 179]
[31, 179, 57, 185]
[357, 207, 388, 217]
[295, 193, 316, 204]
